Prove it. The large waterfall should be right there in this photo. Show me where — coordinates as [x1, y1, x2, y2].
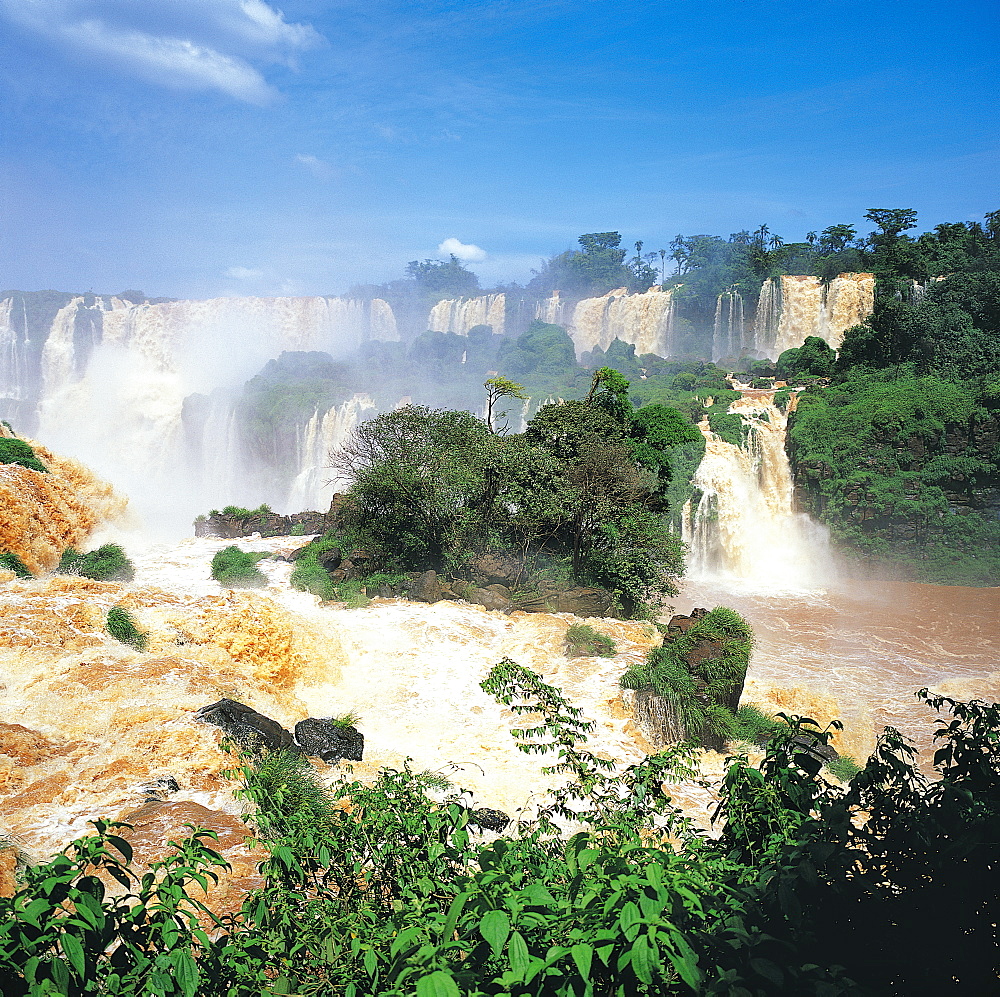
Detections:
[684, 393, 834, 590]
[428, 294, 506, 336]
[750, 274, 874, 357]
[536, 287, 677, 357]
[0, 293, 399, 530]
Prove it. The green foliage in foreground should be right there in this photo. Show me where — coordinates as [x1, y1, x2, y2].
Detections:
[207, 504, 274, 521]
[2, 672, 998, 995]
[58, 544, 135, 582]
[0, 550, 32, 578]
[0, 437, 47, 473]
[210, 547, 269, 589]
[105, 606, 148, 651]
[563, 623, 617, 658]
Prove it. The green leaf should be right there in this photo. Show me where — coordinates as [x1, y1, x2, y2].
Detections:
[479, 909, 511, 956]
[508, 931, 531, 979]
[60, 933, 86, 977]
[172, 949, 200, 997]
[416, 970, 460, 997]
[618, 901, 641, 934]
[750, 957, 785, 985]
[442, 891, 470, 941]
[630, 934, 657, 985]
[570, 942, 593, 980]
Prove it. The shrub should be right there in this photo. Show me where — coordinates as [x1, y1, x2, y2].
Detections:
[825, 753, 861, 783]
[290, 560, 334, 600]
[106, 606, 148, 650]
[333, 579, 370, 609]
[0, 551, 32, 578]
[732, 703, 782, 745]
[0, 438, 47, 473]
[289, 522, 306, 536]
[211, 546, 268, 588]
[58, 544, 135, 582]
[564, 622, 617, 658]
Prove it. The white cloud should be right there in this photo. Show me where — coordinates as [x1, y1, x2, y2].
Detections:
[226, 265, 263, 279]
[438, 237, 487, 262]
[295, 153, 336, 180]
[0, 0, 321, 102]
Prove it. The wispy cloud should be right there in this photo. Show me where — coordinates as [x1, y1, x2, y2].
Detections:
[295, 153, 336, 180]
[0, 0, 322, 102]
[226, 265, 264, 279]
[438, 237, 486, 262]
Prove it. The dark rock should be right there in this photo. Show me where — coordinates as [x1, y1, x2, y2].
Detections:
[140, 776, 180, 798]
[194, 510, 329, 540]
[293, 718, 365, 763]
[468, 807, 511, 833]
[469, 587, 512, 612]
[409, 569, 443, 603]
[552, 587, 614, 617]
[470, 553, 523, 586]
[486, 583, 511, 598]
[317, 547, 343, 571]
[195, 699, 298, 753]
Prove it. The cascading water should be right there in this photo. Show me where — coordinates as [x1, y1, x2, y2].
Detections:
[286, 394, 379, 511]
[712, 290, 746, 360]
[567, 287, 676, 357]
[750, 274, 874, 357]
[428, 294, 506, 336]
[684, 393, 834, 590]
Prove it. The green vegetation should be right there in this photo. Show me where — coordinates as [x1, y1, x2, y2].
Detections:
[732, 703, 784, 745]
[3, 675, 998, 994]
[57, 544, 135, 582]
[825, 753, 861, 783]
[210, 547, 269, 588]
[330, 371, 687, 617]
[621, 607, 754, 744]
[563, 623, 617, 658]
[775, 335, 835, 381]
[106, 606, 148, 651]
[0, 437, 47, 473]
[0, 550, 32, 578]
[207, 503, 273, 520]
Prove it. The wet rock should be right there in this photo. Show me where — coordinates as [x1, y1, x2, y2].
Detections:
[140, 775, 180, 799]
[293, 718, 365, 763]
[194, 511, 327, 539]
[468, 807, 511, 833]
[552, 587, 614, 617]
[195, 698, 298, 753]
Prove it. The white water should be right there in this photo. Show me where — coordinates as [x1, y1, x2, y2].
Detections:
[684, 393, 835, 592]
[428, 294, 506, 336]
[751, 274, 874, 358]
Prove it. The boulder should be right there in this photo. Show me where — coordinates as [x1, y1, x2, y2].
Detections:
[552, 587, 614, 617]
[293, 718, 365, 763]
[195, 699, 298, 753]
[468, 807, 511, 833]
[469, 587, 512, 613]
[408, 569, 443, 603]
[317, 547, 343, 571]
[470, 553, 522, 586]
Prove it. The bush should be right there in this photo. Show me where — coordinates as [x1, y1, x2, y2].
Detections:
[208, 503, 273, 519]
[564, 623, 617, 657]
[0, 551, 32, 578]
[58, 544, 134, 582]
[825, 753, 861, 782]
[0, 438, 47, 473]
[106, 606, 148, 650]
[732, 703, 782, 745]
[332, 579, 370, 609]
[290, 559, 334, 600]
[211, 546, 268, 588]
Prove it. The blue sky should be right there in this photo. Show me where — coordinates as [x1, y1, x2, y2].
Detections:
[0, 0, 996, 298]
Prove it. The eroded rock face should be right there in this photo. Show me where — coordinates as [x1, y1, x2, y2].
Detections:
[194, 511, 327, 539]
[293, 718, 364, 763]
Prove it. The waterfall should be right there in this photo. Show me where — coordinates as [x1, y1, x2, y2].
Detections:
[534, 292, 568, 326]
[286, 394, 379, 511]
[712, 290, 746, 361]
[750, 274, 874, 358]
[684, 393, 833, 589]
[427, 294, 506, 336]
[567, 287, 676, 358]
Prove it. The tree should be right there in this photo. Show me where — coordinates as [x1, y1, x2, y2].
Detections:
[865, 207, 918, 239]
[405, 255, 481, 299]
[483, 375, 527, 432]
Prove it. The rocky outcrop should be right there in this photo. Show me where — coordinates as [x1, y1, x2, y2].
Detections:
[194, 510, 328, 539]
[195, 698, 364, 763]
